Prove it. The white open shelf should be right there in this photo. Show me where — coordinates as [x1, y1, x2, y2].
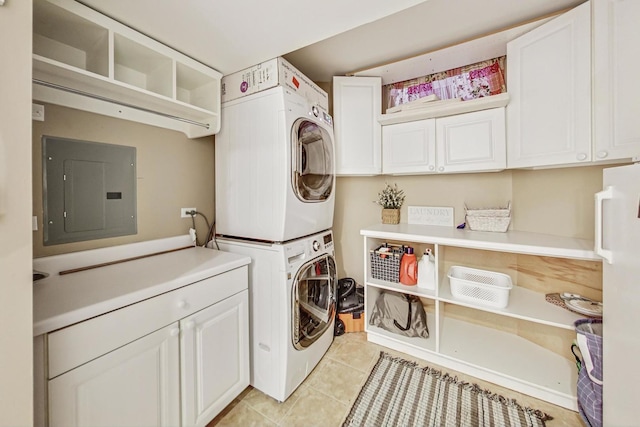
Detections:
[439, 278, 583, 330]
[32, 0, 222, 138]
[378, 93, 510, 126]
[361, 223, 598, 260]
[361, 223, 601, 410]
[439, 316, 578, 408]
[367, 277, 437, 299]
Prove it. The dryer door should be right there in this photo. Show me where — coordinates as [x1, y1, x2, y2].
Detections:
[292, 119, 334, 202]
[292, 254, 336, 350]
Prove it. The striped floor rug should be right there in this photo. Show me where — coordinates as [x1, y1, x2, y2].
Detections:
[343, 352, 552, 427]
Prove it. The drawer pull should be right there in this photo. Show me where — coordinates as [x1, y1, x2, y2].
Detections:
[177, 300, 188, 309]
[170, 328, 180, 337]
[184, 320, 195, 330]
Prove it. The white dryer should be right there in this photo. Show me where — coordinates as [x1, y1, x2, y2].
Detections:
[216, 230, 337, 402]
[215, 85, 335, 242]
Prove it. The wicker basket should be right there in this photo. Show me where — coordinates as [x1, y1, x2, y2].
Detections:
[381, 208, 400, 224]
[465, 202, 511, 232]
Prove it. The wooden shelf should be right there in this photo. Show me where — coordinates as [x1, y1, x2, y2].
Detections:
[32, 0, 222, 138]
[378, 93, 510, 126]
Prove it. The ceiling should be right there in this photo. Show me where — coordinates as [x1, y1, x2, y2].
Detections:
[78, 0, 585, 83]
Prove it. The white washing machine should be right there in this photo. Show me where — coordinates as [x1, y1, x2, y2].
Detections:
[215, 230, 336, 402]
[215, 84, 335, 242]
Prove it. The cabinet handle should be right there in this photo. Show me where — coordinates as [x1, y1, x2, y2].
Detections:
[428, 165, 435, 171]
[576, 153, 588, 161]
[170, 328, 180, 337]
[184, 320, 195, 330]
[177, 300, 188, 309]
[596, 151, 608, 159]
[594, 186, 613, 264]
[438, 166, 444, 172]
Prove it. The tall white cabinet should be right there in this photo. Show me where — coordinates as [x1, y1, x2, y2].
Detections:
[592, 0, 640, 161]
[507, 0, 640, 168]
[332, 76, 382, 175]
[506, 1, 592, 168]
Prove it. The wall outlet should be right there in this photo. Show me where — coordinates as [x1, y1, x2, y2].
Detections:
[181, 207, 196, 218]
[32, 103, 44, 121]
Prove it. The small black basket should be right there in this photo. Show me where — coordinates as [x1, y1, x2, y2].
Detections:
[369, 245, 402, 283]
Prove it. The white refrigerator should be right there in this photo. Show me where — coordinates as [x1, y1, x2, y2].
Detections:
[595, 162, 640, 426]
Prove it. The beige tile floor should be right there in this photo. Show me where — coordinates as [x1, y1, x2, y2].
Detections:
[208, 332, 584, 426]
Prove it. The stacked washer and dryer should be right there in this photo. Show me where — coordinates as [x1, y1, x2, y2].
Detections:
[214, 58, 337, 402]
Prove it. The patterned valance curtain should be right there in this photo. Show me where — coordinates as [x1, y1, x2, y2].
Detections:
[383, 56, 506, 112]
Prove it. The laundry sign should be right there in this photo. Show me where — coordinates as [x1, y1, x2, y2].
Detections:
[408, 206, 454, 227]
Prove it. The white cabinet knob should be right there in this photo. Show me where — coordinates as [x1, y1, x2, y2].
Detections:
[184, 320, 195, 330]
[576, 153, 588, 161]
[177, 300, 188, 309]
[597, 151, 608, 159]
[438, 166, 445, 172]
[170, 328, 180, 337]
[428, 165, 435, 171]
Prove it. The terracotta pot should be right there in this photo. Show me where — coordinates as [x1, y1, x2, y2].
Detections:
[381, 208, 400, 224]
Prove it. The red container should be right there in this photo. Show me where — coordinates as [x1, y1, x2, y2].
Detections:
[399, 247, 417, 286]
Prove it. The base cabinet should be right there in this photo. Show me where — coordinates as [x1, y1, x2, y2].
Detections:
[181, 291, 249, 427]
[42, 267, 250, 427]
[49, 324, 181, 427]
[361, 224, 602, 410]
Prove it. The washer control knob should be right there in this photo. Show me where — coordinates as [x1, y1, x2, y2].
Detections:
[312, 240, 320, 251]
[312, 105, 319, 117]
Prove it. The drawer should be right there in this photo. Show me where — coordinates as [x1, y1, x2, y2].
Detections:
[47, 265, 247, 379]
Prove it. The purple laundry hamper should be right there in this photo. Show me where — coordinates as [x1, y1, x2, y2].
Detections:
[574, 318, 603, 427]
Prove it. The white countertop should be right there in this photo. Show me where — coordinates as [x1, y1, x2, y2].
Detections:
[361, 223, 600, 261]
[33, 246, 251, 336]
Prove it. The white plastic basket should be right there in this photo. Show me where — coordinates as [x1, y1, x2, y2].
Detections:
[447, 266, 513, 308]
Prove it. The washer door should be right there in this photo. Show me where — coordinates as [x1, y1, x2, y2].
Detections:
[292, 119, 334, 202]
[292, 254, 336, 350]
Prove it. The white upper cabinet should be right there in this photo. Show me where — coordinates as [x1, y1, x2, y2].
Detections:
[333, 76, 382, 175]
[383, 108, 506, 175]
[592, 0, 640, 161]
[32, 0, 222, 138]
[506, 2, 592, 168]
[382, 119, 436, 174]
[436, 108, 506, 173]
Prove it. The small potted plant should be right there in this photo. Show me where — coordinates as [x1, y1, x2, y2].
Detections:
[375, 183, 405, 224]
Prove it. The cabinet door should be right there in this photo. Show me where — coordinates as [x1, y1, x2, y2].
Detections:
[333, 76, 382, 175]
[593, 0, 640, 161]
[382, 119, 436, 174]
[181, 290, 249, 427]
[436, 108, 506, 173]
[506, 2, 591, 168]
[48, 324, 180, 427]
